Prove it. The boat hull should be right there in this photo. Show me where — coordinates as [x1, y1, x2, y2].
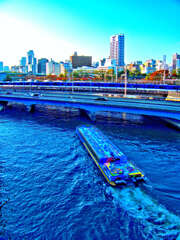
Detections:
[76, 125, 144, 186]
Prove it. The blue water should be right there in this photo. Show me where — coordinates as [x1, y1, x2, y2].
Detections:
[0, 105, 180, 239]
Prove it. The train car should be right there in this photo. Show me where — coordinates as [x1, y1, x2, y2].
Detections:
[76, 125, 144, 186]
[1, 81, 180, 92]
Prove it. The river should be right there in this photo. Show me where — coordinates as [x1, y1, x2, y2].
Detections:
[0, 105, 180, 239]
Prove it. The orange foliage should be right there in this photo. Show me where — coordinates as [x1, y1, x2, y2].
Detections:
[149, 70, 169, 80]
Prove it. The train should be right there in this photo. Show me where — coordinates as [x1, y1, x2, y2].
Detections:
[0, 81, 180, 91]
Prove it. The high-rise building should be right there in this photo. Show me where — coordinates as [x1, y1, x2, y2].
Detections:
[54, 62, 60, 75]
[172, 53, 180, 70]
[46, 59, 60, 75]
[60, 61, 72, 74]
[177, 59, 180, 70]
[19, 57, 27, 73]
[70, 52, 92, 68]
[20, 57, 26, 67]
[46, 60, 54, 75]
[163, 55, 166, 64]
[32, 57, 37, 74]
[0, 61, 3, 72]
[38, 58, 49, 75]
[3, 66, 10, 72]
[110, 34, 125, 66]
[27, 50, 37, 74]
[27, 50, 34, 64]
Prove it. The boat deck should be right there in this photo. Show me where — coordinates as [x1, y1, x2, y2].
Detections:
[77, 125, 144, 186]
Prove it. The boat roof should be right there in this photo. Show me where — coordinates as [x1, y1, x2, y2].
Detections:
[78, 125, 127, 161]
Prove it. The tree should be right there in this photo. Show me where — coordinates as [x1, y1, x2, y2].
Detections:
[149, 70, 169, 81]
[4, 75, 12, 81]
[73, 72, 80, 79]
[118, 70, 124, 78]
[176, 69, 180, 79]
[128, 71, 134, 78]
[145, 73, 151, 80]
[171, 69, 177, 78]
[59, 73, 65, 78]
[134, 70, 141, 77]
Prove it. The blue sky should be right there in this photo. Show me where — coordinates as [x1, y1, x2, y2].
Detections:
[0, 0, 179, 66]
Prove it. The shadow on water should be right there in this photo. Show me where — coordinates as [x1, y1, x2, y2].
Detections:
[1, 103, 179, 133]
[0, 104, 84, 130]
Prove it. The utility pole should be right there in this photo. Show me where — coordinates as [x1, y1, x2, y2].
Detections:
[163, 69, 166, 84]
[104, 70, 106, 82]
[124, 66, 127, 97]
[72, 71, 74, 94]
[116, 66, 118, 83]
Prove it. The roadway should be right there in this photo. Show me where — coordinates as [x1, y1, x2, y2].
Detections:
[0, 91, 180, 121]
[0, 89, 179, 108]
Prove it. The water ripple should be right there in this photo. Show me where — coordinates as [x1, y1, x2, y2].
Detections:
[0, 108, 180, 239]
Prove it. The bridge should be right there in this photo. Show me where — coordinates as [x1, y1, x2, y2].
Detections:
[0, 92, 180, 129]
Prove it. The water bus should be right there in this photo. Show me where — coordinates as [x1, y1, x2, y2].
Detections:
[76, 125, 144, 186]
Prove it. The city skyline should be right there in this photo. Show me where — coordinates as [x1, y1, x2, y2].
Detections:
[0, 0, 180, 66]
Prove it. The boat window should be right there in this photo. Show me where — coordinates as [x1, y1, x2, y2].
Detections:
[114, 158, 120, 161]
[109, 157, 116, 162]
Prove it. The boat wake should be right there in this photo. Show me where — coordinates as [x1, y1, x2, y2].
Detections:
[105, 185, 180, 240]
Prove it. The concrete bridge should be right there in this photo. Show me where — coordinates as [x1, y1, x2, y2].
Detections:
[0, 92, 180, 128]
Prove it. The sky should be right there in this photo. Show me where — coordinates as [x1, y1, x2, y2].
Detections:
[0, 0, 179, 66]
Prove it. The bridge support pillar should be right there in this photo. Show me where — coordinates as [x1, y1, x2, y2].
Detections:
[26, 104, 36, 113]
[162, 118, 180, 130]
[0, 101, 8, 111]
[80, 109, 96, 122]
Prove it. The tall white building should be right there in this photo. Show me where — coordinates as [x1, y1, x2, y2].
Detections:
[156, 56, 169, 71]
[46, 60, 54, 75]
[110, 34, 125, 66]
[46, 59, 60, 75]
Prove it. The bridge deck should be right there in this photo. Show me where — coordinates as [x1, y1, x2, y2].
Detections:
[0, 92, 180, 121]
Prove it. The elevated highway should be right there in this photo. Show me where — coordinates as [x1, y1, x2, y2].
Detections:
[0, 92, 180, 123]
